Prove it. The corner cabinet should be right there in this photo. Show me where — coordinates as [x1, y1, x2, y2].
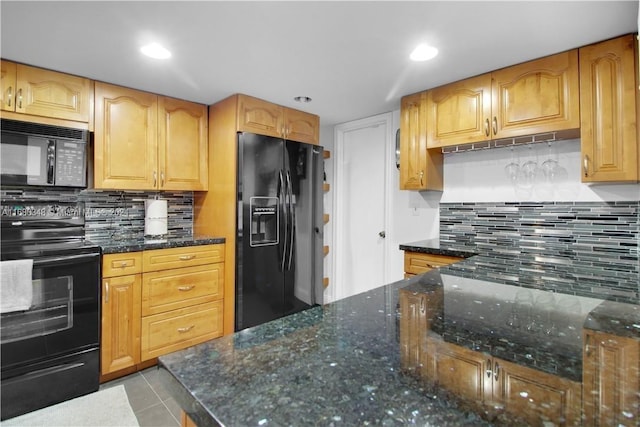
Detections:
[583, 329, 640, 426]
[237, 93, 319, 145]
[399, 91, 443, 190]
[94, 82, 208, 190]
[426, 50, 580, 148]
[579, 34, 638, 182]
[1, 59, 92, 126]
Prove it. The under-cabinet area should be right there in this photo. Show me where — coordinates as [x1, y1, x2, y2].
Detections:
[100, 243, 225, 381]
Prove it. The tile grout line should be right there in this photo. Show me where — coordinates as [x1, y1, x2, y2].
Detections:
[140, 370, 181, 426]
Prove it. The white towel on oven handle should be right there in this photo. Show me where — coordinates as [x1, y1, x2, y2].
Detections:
[1, 259, 34, 313]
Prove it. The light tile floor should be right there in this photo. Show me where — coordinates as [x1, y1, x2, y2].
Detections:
[99, 367, 181, 427]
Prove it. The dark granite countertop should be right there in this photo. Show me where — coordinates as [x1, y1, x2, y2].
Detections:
[159, 278, 493, 427]
[92, 236, 225, 254]
[398, 239, 477, 258]
[158, 264, 638, 426]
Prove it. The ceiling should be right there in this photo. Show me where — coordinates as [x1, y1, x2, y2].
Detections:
[1, 1, 638, 128]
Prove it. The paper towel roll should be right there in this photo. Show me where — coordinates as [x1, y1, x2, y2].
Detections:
[145, 199, 168, 236]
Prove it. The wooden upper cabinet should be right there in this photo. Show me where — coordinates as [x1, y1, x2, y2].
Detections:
[94, 82, 158, 190]
[1, 60, 92, 123]
[583, 329, 640, 426]
[237, 94, 320, 144]
[492, 49, 580, 139]
[158, 97, 208, 191]
[399, 91, 442, 190]
[94, 82, 208, 191]
[426, 50, 580, 148]
[427, 73, 492, 147]
[580, 34, 638, 183]
[1, 60, 17, 112]
[284, 107, 319, 145]
[237, 94, 283, 138]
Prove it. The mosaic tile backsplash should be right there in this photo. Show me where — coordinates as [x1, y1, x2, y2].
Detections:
[440, 201, 640, 302]
[0, 188, 194, 241]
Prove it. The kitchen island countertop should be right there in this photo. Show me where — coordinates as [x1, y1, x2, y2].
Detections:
[158, 260, 639, 426]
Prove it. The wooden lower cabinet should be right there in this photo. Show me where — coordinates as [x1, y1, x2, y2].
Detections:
[403, 251, 462, 278]
[100, 244, 225, 380]
[141, 300, 223, 361]
[431, 339, 581, 426]
[100, 273, 141, 376]
[583, 330, 640, 426]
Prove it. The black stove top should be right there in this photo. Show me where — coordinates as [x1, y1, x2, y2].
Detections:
[0, 201, 100, 260]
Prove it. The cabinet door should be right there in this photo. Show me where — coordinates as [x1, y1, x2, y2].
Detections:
[583, 330, 640, 427]
[101, 274, 141, 375]
[491, 50, 580, 139]
[400, 92, 442, 190]
[237, 94, 283, 138]
[158, 97, 208, 190]
[426, 73, 492, 148]
[284, 108, 319, 145]
[495, 358, 581, 426]
[399, 290, 427, 377]
[580, 35, 638, 182]
[15, 64, 91, 122]
[1, 60, 17, 112]
[94, 82, 158, 190]
[434, 342, 492, 405]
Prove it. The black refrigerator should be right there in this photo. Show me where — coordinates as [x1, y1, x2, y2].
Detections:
[236, 132, 324, 331]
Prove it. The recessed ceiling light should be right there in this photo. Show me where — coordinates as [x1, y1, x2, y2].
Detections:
[294, 96, 312, 103]
[140, 43, 172, 59]
[410, 44, 438, 62]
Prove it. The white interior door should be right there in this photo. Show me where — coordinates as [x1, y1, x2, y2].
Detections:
[333, 113, 391, 300]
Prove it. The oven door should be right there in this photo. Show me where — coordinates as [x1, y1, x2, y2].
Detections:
[0, 251, 100, 371]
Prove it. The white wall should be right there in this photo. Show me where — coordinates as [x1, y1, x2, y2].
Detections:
[442, 139, 640, 203]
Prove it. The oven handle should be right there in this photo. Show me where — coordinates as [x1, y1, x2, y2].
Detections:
[33, 252, 100, 267]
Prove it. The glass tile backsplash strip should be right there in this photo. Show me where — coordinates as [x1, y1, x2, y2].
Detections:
[0, 188, 194, 241]
[440, 201, 640, 302]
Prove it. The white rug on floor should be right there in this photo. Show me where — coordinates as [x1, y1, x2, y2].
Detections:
[1, 385, 139, 427]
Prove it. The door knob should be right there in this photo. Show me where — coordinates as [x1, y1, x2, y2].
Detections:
[378, 231, 386, 238]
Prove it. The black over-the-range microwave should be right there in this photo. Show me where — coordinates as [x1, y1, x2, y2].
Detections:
[0, 119, 89, 188]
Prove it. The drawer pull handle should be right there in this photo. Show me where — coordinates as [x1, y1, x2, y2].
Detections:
[486, 359, 492, 378]
[179, 255, 196, 261]
[117, 262, 129, 268]
[178, 285, 195, 291]
[177, 326, 194, 333]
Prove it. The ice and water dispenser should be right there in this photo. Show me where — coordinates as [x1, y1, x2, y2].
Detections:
[250, 196, 279, 247]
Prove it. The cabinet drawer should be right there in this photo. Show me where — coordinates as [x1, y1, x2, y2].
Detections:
[103, 252, 143, 277]
[142, 263, 224, 316]
[404, 252, 461, 275]
[142, 244, 224, 272]
[141, 300, 223, 361]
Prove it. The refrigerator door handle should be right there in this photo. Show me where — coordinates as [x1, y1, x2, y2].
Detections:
[285, 170, 295, 270]
[278, 169, 288, 272]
